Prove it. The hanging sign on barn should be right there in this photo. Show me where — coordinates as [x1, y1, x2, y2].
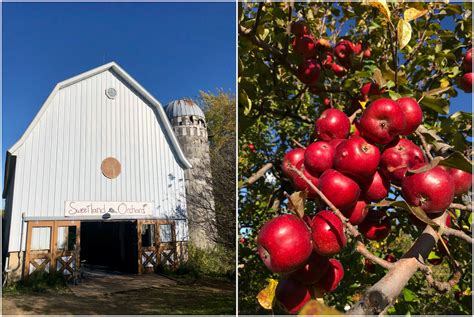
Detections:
[65, 201, 154, 217]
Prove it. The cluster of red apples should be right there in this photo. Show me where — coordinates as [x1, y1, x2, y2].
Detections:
[256, 96, 472, 313]
[460, 48, 473, 93]
[291, 21, 370, 86]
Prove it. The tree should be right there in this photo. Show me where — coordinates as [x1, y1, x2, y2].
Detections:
[238, 1, 472, 315]
[192, 90, 236, 251]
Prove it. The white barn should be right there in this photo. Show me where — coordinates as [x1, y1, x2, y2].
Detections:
[2, 62, 193, 279]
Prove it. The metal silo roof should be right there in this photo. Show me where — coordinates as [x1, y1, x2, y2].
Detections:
[165, 99, 205, 119]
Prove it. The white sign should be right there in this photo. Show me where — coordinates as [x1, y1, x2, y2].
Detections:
[65, 201, 154, 218]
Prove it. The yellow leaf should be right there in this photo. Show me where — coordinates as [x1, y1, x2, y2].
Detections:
[440, 78, 450, 88]
[298, 300, 342, 315]
[362, 0, 391, 20]
[358, 100, 368, 109]
[257, 279, 278, 310]
[397, 19, 412, 50]
[287, 191, 307, 219]
[404, 8, 428, 22]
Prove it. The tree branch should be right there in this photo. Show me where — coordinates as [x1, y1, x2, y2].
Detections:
[449, 203, 472, 211]
[240, 163, 273, 188]
[348, 213, 448, 315]
[291, 138, 307, 149]
[349, 109, 362, 124]
[418, 263, 462, 293]
[252, 2, 264, 34]
[441, 227, 474, 244]
[289, 164, 360, 238]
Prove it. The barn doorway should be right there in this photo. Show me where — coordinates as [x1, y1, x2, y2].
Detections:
[80, 221, 138, 274]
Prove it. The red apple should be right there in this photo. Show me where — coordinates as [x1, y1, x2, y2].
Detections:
[351, 42, 362, 55]
[312, 210, 347, 256]
[318, 169, 361, 211]
[328, 138, 345, 151]
[304, 141, 334, 175]
[402, 166, 455, 213]
[333, 136, 381, 181]
[314, 109, 351, 141]
[334, 40, 354, 63]
[322, 52, 334, 69]
[364, 258, 375, 273]
[297, 59, 321, 85]
[358, 210, 391, 241]
[342, 200, 369, 225]
[323, 97, 332, 107]
[290, 252, 330, 285]
[291, 21, 309, 37]
[379, 138, 425, 184]
[331, 63, 347, 77]
[357, 98, 406, 144]
[464, 48, 472, 71]
[257, 214, 313, 273]
[363, 48, 371, 59]
[361, 171, 390, 202]
[248, 143, 256, 152]
[282, 148, 305, 178]
[397, 97, 423, 135]
[460, 72, 473, 93]
[292, 166, 320, 199]
[315, 38, 331, 51]
[360, 82, 383, 101]
[316, 259, 344, 292]
[276, 278, 312, 314]
[293, 34, 317, 59]
[448, 168, 472, 196]
[384, 254, 397, 263]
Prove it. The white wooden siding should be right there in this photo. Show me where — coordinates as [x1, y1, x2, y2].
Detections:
[8, 69, 187, 252]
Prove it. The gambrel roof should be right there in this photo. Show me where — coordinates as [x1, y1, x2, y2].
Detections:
[3, 62, 192, 197]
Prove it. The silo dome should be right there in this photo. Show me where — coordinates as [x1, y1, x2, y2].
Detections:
[165, 99, 205, 119]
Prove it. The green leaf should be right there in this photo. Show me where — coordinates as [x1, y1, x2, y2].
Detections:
[369, 200, 439, 228]
[407, 151, 472, 175]
[419, 95, 449, 114]
[403, 288, 417, 302]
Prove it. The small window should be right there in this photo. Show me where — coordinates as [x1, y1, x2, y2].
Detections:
[142, 224, 155, 247]
[159, 224, 173, 243]
[57, 226, 77, 251]
[31, 227, 51, 251]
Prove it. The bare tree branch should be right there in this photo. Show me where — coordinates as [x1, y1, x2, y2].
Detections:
[442, 227, 474, 244]
[418, 263, 462, 293]
[450, 203, 472, 211]
[348, 213, 448, 315]
[291, 138, 307, 149]
[240, 163, 273, 188]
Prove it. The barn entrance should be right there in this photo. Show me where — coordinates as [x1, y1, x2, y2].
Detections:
[80, 221, 138, 274]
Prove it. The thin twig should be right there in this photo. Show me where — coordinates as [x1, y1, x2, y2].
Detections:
[289, 164, 360, 238]
[356, 241, 394, 270]
[252, 3, 264, 34]
[449, 203, 473, 211]
[291, 138, 307, 149]
[415, 130, 434, 161]
[418, 262, 462, 293]
[349, 109, 362, 124]
[240, 163, 273, 188]
[441, 227, 474, 244]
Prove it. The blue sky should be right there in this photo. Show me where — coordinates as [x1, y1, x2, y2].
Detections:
[1, 2, 236, 194]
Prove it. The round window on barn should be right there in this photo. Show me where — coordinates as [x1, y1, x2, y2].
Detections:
[105, 87, 117, 99]
[101, 157, 121, 179]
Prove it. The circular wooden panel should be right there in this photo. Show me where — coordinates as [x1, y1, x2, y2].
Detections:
[101, 157, 121, 179]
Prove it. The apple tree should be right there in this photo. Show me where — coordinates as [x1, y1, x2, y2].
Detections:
[238, 1, 472, 315]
